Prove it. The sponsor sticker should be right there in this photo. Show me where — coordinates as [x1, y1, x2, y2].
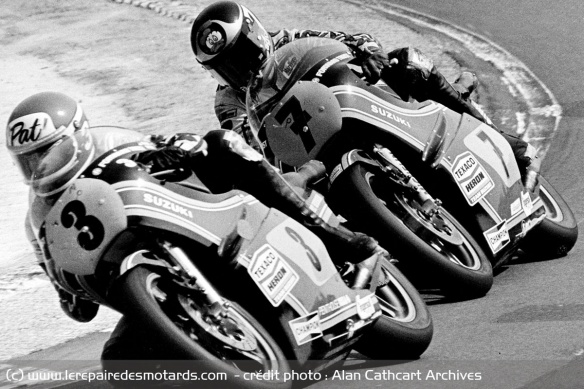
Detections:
[521, 191, 534, 216]
[451, 151, 494, 206]
[356, 294, 376, 320]
[483, 220, 510, 254]
[329, 163, 344, 184]
[282, 56, 299, 78]
[318, 295, 351, 318]
[248, 244, 299, 306]
[510, 198, 522, 215]
[289, 312, 323, 345]
[314, 53, 352, 78]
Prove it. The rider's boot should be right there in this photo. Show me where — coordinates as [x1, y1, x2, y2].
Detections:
[351, 252, 382, 289]
[497, 133, 541, 192]
[39, 260, 100, 323]
[57, 287, 100, 323]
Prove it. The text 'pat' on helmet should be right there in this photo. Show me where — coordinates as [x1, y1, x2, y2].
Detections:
[191, 1, 274, 92]
[5, 92, 90, 184]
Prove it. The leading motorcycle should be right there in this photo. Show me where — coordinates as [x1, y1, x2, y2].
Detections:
[246, 37, 578, 299]
[34, 137, 433, 388]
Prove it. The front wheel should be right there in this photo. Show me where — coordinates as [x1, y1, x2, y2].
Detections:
[520, 175, 578, 258]
[328, 163, 493, 299]
[355, 258, 433, 359]
[118, 266, 292, 389]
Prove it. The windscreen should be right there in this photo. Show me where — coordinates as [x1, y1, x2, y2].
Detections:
[246, 37, 351, 136]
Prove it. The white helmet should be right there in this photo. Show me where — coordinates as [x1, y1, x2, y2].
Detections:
[6, 92, 89, 184]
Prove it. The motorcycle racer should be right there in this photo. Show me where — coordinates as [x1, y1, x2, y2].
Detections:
[6, 92, 386, 375]
[190, 1, 540, 190]
[379, 47, 541, 191]
[7, 91, 148, 323]
[190, 1, 385, 143]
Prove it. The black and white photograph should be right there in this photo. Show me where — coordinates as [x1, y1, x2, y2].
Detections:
[1, 0, 583, 388]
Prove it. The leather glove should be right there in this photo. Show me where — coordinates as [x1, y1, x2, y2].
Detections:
[163, 133, 207, 155]
[132, 146, 191, 173]
[381, 47, 433, 87]
[134, 134, 209, 179]
[361, 51, 390, 84]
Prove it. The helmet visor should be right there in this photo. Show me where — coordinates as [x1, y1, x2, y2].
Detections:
[203, 21, 272, 90]
[31, 132, 95, 197]
[11, 142, 55, 184]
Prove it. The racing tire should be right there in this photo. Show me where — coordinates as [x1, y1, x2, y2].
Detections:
[355, 258, 433, 360]
[118, 266, 292, 389]
[520, 175, 578, 258]
[328, 163, 493, 299]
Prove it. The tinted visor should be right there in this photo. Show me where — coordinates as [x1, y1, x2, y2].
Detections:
[11, 142, 54, 183]
[31, 132, 94, 197]
[204, 26, 271, 90]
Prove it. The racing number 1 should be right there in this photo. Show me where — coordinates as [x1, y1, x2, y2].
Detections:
[477, 130, 510, 179]
[274, 95, 316, 153]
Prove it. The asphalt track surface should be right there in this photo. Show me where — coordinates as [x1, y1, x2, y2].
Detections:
[2, 1, 584, 388]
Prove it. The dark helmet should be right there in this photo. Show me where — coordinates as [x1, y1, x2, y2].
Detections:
[5, 92, 89, 184]
[191, 1, 274, 91]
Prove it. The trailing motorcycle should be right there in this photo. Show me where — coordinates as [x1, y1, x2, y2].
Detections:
[34, 138, 433, 388]
[246, 37, 578, 299]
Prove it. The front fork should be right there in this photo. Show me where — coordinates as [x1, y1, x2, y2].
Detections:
[371, 144, 441, 217]
[120, 243, 230, 318]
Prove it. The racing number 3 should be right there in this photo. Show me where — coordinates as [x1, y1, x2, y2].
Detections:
[61, 200, 105, 251]
[285, 226, 322, 271]
[275, 95, 316, 153]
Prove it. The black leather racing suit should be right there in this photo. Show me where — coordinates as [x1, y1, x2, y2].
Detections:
[381, 47, 532, 170]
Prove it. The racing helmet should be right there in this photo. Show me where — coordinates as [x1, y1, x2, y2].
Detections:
[6, 92, 89, 184]
[31, 129, 95, 198]
[191, 1, 274, 91]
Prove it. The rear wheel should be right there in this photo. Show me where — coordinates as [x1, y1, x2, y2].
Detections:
[520, 175, 578, 258]
[328, 163, 493, 299]
[355, 258, 433, 359]
[119, 266, 291, 389]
